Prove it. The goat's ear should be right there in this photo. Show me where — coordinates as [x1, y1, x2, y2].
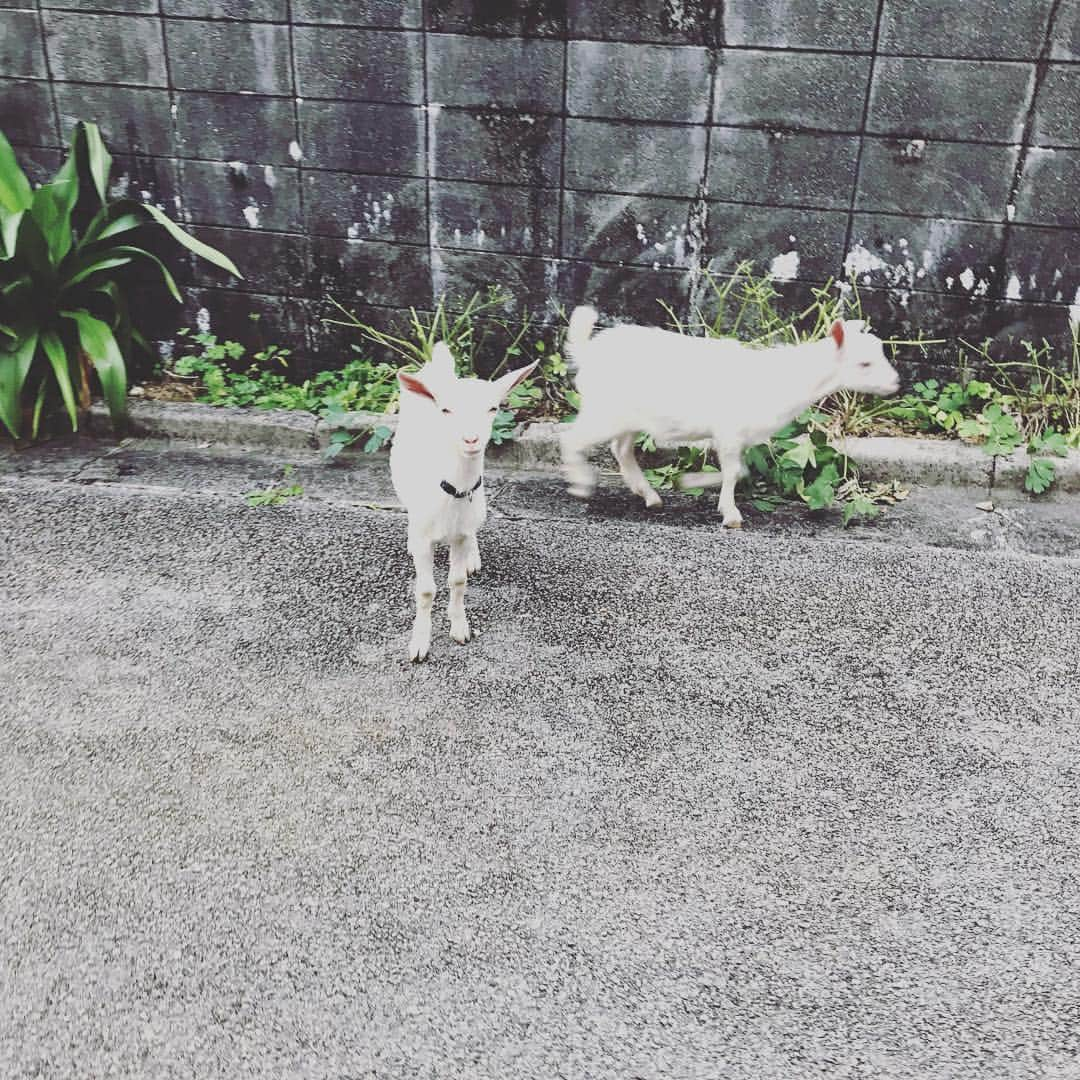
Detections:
[491, 360, 539, 402]
[398, 370, 436, 401]
[429, 341, 455, 374]
[830, 319, 845, 348]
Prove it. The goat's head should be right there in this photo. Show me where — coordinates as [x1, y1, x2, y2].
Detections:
[397, 342, 538, 459]
[829, 319, 900, 397]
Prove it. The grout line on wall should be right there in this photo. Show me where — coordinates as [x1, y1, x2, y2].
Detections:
[997, 0, 1066, 275]
[419, 0, 437, 307]
[555, 30, 569, 260]
[21, 8, 1080, 66]
[31, 0, 63, 146]
[842, 0, 889, 280]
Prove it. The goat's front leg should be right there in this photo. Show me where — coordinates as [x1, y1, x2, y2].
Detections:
[611, 433, 661, 507]
[465, 533, 481, 575]
[447, 535, 473, 644]
[716, 446, 745, 528]
[408, 533, 436, 662]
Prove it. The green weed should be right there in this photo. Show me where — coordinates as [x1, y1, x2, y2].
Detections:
[244, 464, 303, 507]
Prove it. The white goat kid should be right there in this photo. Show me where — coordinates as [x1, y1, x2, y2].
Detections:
[561, 307, 900, 527]
[391, 343, 537, 662]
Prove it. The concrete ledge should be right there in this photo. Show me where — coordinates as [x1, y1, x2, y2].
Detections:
[844, 436, 1080, 494]
[89, 400, 1080, 493]
[89, 400, 320, 451]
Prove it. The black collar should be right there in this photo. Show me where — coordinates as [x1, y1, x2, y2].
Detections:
[440, 477, 483, 499]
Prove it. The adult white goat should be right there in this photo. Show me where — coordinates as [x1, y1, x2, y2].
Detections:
[391, 343, 537, 662]
[561, 307, 900, 527]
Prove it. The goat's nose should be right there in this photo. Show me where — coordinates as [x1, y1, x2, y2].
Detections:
[464, 435, 479, 445]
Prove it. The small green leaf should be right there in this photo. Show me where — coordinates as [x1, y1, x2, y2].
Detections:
[744, 444, 770, 475]
[780, 436, 816, 470]
[1030, 430, 1069, 458]
[1024, 458, 1055, 495]
[842, 494, 880, 527]
[362, 424, 393, 453]
[801, 471, 837, 511]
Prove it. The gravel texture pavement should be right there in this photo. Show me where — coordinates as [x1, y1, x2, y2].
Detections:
[2, 438, 1079, 1079]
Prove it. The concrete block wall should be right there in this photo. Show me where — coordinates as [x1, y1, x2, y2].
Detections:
[2, 0, 1078, 376]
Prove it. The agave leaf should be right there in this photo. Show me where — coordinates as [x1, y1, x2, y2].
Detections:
[0, 207, 23, 261]
[105, 243, 182, 302]
[140, 203, 243, 279]
[78, 122, 112, 206]
[62, 253, 134, 291]
[94, 213, 144, 243]
[61, 309, 127, 426]
[81, 201, 142, 246]
[40, 328, 78, 431]
[31, 376, 48, 439]
[93, 278, 133, 355]
[1, 273, 30, 297]
[29, 183, 76, 266]
[0, 328, 39, 438]
[0, 130, 33, 215]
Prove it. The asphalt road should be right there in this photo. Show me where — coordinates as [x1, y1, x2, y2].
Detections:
[2, 440, 1079, 1079]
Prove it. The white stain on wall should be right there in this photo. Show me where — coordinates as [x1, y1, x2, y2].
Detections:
[769, 249, 800, 282]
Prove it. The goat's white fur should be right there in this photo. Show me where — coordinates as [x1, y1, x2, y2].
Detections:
[561, 307, 900, 527]
[390, 343, 537, 661]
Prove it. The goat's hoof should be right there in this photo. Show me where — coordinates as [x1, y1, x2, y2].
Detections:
[466, 554, 482, 575]
[643, 490, 662, 508]
[408, 635, 431, 662]
[568, 484, 593, 500]
[722, 518, 744, 530]
[450, 620, 472, 644]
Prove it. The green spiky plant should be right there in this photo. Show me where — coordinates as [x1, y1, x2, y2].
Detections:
[0, 122, 241, 439]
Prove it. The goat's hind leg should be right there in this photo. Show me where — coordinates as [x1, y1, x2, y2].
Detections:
[407, 530, 436, 661]
[611, 432, 661, 508]
[715, 445, 745, 529]
[447, 535, 472, 644]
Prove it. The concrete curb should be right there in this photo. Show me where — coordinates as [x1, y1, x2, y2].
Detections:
[90, 400, 1080, 493]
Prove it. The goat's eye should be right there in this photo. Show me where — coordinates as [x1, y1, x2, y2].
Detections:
[441, 407, 452, 414]
[488, 407, 497, 413]
[859, 361, 872, 369]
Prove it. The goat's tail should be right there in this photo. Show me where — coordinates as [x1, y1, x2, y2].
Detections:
[564, 305, 598, 369]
